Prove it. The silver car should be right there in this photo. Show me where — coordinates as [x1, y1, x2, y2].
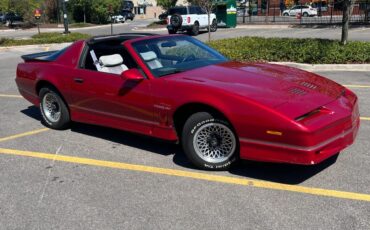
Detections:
[282, 5, 317, 17]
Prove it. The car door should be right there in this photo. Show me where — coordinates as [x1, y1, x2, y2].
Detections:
[69, 48, 156, 135]
[290, 6, 298, 16]
[198, 7, 208, 27]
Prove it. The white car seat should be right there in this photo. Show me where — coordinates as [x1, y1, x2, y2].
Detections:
[99, 54, 128, 74]
[140, 51, 163, 69]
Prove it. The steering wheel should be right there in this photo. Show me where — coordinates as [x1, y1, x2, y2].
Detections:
[179, 54, 196, 63]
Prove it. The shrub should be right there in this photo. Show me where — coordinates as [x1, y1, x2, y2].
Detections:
[0, 32, 91, 46]
[208, 37, 370, 64]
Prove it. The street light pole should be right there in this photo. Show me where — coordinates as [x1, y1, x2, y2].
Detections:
[62, 0, 70, 34]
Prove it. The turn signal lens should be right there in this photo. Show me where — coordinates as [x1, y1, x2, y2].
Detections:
[266, 130, 283, 136]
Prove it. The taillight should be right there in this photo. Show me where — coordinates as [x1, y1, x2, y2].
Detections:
[165, 18, 168, 24]
[187, 17, 190, 23]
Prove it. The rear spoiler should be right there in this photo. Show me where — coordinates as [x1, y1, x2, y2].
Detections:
[21, 50, 59, 62]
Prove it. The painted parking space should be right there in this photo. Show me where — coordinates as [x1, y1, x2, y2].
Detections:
[0, 146, 370, 202]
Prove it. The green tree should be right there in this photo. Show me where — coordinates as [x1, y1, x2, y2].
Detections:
[156, 0, 178, 10]
[68, 0, 92, 23]
[1, 0, 42, 21]
[189, 0, 215, 42]
[90, 0, 121, 24]
[44, 0, 59, 23]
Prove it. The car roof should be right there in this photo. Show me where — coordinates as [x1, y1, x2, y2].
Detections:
[86, 33, 158, 45]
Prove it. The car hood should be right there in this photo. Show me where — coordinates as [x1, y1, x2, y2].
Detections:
[169, 61, 344, 118]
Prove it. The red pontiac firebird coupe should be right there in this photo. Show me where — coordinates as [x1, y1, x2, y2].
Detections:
[16, 33, 360, 170]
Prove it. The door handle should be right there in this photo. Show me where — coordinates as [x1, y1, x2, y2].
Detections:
[74, 78, 84, 83]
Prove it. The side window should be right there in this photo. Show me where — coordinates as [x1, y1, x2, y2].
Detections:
[189, 7, 196, 14]
[80, 45, 137, 72]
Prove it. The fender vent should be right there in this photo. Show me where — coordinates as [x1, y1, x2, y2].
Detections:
[289, 87, 307, 96]
[300, 81, 318, 90]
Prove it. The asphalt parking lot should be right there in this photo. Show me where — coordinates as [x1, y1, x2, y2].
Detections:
[0, 47, 370, 229]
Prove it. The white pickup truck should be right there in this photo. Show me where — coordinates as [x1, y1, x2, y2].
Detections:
[167, 6, 217, 36]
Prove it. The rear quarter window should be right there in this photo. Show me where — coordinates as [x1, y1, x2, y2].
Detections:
[169, 7, 188, 15]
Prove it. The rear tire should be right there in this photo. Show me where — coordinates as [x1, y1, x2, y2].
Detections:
[39, 87, 70, 130]
[283, 13, 289, 16]
[190, 21, 199, 36]
[303, 12, 309, 17]
[181, 112, 238, 170]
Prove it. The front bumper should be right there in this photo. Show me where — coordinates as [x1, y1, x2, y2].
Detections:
[239, 97, 360, 165]
[239, 117, 359, 165]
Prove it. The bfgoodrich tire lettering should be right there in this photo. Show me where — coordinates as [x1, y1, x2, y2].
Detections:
[39, 87, 70, 130]
[181, 112, 238, 170]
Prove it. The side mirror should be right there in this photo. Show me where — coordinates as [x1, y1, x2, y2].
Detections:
[121, 68, 145, 81]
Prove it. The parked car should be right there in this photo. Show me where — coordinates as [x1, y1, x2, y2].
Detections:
[121, 10, 135, 21]
[159, 11, 168, 20]
[0, 12, 23, 27]
[16, 33, 359, 170]
[282, 5, 317, 17]
[122, 0, 134, 10]
[167, 6, 217, 35]
[112, 15, 126, 23]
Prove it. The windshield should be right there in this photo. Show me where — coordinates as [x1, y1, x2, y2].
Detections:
[132, 36, 228, 77]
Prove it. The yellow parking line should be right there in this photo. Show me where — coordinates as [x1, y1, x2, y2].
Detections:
[0, 147, 369, 202]
[360, 117, 370, 121]
[0, 94, 22, 98]
[0, 128, 49, 143]
[344, 85, 370, 88]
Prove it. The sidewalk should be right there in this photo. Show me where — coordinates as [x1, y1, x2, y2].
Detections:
[272, 62, 370, 72]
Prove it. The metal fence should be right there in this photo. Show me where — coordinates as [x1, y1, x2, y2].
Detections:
[238, 0, 370, 24]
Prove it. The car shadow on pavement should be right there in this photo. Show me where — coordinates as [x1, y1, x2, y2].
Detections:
[227, 155, 338, 185]
[173, 152, 338, 185]
[70, 123, 179, 157]
[21, 106, 42, 121]
[21, 105, 338, 185]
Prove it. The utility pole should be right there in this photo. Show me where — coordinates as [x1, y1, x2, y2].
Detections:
[62, 0, 70, 34]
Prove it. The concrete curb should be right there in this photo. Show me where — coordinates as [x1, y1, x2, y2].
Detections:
[132, 27, 167, 32]
[0, 19, 155, 33]
[0, 42, 71, 51]
[235, 24, 292, 29]
[271, 62, 370, 72]
[132, 25, 292, 31]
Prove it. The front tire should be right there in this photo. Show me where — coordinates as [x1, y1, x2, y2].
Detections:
[168, 28, 177, 34]
[39, 87, 70, 130]
[210, 19, 217, 32]
[181, 112, 238, 170]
